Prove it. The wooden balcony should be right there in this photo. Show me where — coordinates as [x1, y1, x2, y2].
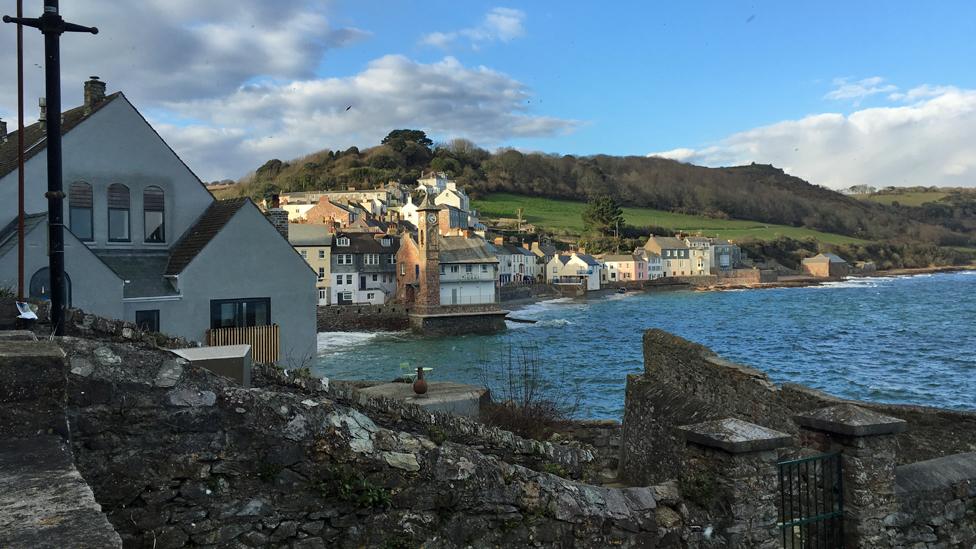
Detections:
[206, 324, 279, 365]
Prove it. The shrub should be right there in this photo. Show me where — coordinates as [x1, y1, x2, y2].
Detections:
[479, 343, 580, 440]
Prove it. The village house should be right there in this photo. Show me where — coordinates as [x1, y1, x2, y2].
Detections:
[601, 253, 648, 282]
[330, 232, 398, 304]
[529, 241, 558, 266]
[802, 253, 850, 278]
[644, 235, 692, 277]
[288, 224, 332, 305]
[546, 252, 603, 291]
[0, 79, 316, 365]
[493, 239, 537, 284]
[684, 236, 713, 276]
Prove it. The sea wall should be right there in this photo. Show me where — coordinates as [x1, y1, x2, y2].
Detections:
[891, 453, 976, 547]
[499, 283, 557, 302]
[621, 329, 976, 485]
[316, 304, 409, 332]
[51, 337, 660, 548]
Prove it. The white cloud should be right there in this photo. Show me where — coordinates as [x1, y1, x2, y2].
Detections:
[649, 86, 976, 188]
[825, 76, 898, 104]
[420, 7, 526, 49]
[157, 55, 578, 180]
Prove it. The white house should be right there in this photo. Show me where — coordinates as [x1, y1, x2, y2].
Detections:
[546, 253, 602, 291]
[493, 241, 536, 284]
[438, 236, 499, 305]
[0, 78, 316, 366]
[644, 236, 692, 277]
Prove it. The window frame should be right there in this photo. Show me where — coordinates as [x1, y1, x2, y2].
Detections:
[68, 181, 93, 242]
[209, 297, 271, 330]
[143, 185, 166, 243]
[135, 309, 160, 332]
[107, 183, 131, 243]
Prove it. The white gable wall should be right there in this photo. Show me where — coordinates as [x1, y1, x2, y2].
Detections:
[0, 96, 214, 250]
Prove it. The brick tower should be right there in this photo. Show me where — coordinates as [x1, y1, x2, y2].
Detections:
[415, 195, 441, 313]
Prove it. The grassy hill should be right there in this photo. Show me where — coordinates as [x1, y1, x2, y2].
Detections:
[854, 191, 950, 206]
[473, 193, 868, 245]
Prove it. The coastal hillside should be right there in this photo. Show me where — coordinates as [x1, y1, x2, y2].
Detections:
[217, 130, 975, 247]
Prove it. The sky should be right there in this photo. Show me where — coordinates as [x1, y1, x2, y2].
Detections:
[1, 1, 975, 188]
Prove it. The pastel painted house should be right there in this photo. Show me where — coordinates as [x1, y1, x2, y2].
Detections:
[0, 79, 316, 365]
[601, 254, 648, 282]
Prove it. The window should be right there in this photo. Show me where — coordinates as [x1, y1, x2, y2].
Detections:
[481, 265, 488, 273]
[209, 298, 270, 329]
[135, 310, 160, 332]
[318, 249, 325, 259]
[143, 186, 165, 242]
[450, 265, 459, 273]
[29, 268, 71, 306]
[345, 274, 352, 284]
[336, 254, 353, 265]
[367, 292, 375, 300]
[440, 265, 445, 274]
[336, 275, 343, 285]
[318, 267, 325, 280]
[336, 236, 350, 246]
[301, 250, 307, 259]
[107, 183, 130, 242]
[318, 289, 327, 300]
[365, 253, 380, 265]
[387, 254, 396, 264]
[465, 265, 473, 273]
[381, 238, 392, 247]
[68, 182, 93, 241]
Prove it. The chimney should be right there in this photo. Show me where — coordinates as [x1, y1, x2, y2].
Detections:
[38, 97, 47, 131]
[493, 236, 504, 246]
[265, 207, 289, 240]
[268, 193, 281, 209]
[0, 118, 6, 142]
[84, 76, 106, 115]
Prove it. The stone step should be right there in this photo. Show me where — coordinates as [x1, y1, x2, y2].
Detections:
[0, 435, 121, 548]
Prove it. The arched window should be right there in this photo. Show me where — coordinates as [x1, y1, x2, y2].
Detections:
[68, 182, 93, 241]
[29, 267, 71, 307]
[107, 184, 130, 242]
[143, 186, 165, 242]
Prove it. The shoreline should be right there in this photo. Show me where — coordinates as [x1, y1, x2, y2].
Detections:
[501, 263, 976, 312]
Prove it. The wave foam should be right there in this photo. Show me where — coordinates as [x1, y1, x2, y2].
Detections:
[317, 331, 399, 354]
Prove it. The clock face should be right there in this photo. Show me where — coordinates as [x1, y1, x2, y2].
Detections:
[427, 213, 438, 224]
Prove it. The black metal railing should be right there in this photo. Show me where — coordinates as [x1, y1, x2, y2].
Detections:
[778, 452, 844, 548]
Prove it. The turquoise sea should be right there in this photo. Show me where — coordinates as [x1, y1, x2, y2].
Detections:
[313, 271, 976, 419]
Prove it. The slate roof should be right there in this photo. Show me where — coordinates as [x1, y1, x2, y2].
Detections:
[165, 198, 248, 275]
[0, 93, 122, 180]
[97, 252, 177, 298]
[534, 242, 557, 257]
[288, 224, 332, 246]
[440, 236, 499, 264]
[333, 232, 397, 254]
[602, 254, 639, 262]
[574, 253, 602, 267]
[0, 213, 46, 259]
[645, 236, 689, 250]
[803, 253, 847, 264]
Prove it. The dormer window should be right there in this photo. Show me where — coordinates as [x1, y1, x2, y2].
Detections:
[337, 236, 350, 247]
[107, 183, 130, 242]
[381, 237, 392, 247]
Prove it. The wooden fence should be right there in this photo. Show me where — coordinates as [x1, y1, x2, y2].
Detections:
[206, 324, 279, 364]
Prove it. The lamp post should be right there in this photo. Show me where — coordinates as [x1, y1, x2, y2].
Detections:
[3, 0, 97, 335]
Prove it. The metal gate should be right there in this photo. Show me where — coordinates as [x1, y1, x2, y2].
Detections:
[778, 452, 844, 548]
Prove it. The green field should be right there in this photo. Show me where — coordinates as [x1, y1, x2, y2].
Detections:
[473, 193, 868, 244]
[854, 191, 948, 206]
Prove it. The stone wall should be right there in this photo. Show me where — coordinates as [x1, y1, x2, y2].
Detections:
[316, 304, 409, 332]
[890, 452, 976, 547]
[621, 329, 976, 484]
[499, 283, 557, 302]
[54, 337, 661, 548]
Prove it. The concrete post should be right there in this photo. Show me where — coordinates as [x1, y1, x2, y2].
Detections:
[678, 417, 792, 548]
[794, 404, 907, 548]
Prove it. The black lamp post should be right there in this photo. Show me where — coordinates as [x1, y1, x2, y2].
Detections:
[3, 0, 97, 335]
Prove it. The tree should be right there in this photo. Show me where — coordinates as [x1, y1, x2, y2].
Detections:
[582, 195, 625, 236]
[382, 129, 433, 152]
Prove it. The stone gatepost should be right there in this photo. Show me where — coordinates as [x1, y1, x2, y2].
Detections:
[678, 417, 792, 548]
[794, 404, 907, 548]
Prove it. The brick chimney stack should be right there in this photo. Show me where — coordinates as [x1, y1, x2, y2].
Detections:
[84, 76, 106, 115]
[38, 97, 47, 131]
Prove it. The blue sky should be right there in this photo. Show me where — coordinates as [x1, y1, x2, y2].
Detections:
[2, 1, 975, 186]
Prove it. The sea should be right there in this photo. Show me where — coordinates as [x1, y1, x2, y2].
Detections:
[313, 271, 976, 419]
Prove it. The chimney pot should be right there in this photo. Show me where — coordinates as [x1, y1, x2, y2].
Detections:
[84, 76, 106, 115]
[38, 97, 47, 131]
[0, 118, 6, 142]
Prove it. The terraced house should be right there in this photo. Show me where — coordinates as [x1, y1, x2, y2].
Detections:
[0, 79, 316, 366]
[330, 232, 398, 304]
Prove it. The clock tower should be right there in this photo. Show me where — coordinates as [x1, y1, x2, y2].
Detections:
[415, 194, 441, 313]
